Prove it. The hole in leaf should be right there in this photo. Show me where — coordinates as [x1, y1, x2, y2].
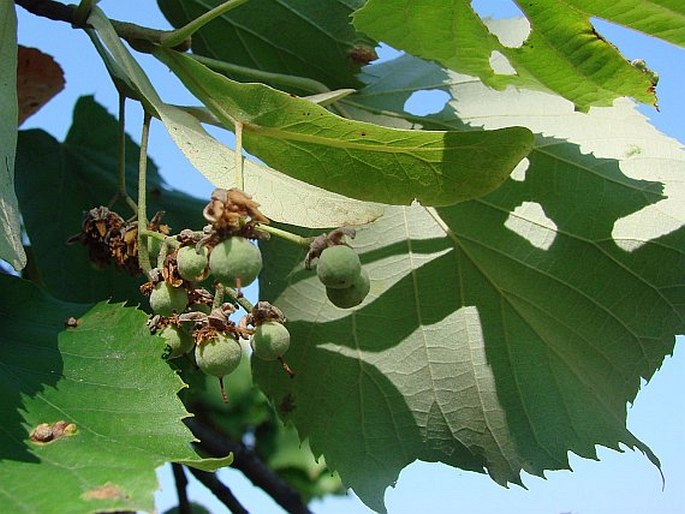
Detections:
[470, 0, 524, 19]
[470, 1, 531, 48]
[403, 90, 451, 116]
[489, 50, 516, 75]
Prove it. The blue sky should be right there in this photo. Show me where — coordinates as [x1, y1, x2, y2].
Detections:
[14, 2, 685, 513]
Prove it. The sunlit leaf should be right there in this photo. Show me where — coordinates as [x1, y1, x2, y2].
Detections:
[156, 48, 534, 206]
[353, 1, 684, 110]
[253, 54, 684, 512]
[88, 7, 383, 228]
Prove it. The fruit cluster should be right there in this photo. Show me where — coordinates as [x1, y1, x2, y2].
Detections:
[305, 227, 370, 308]
[140, 189, 294, 401]
[74, 187, 370, 402]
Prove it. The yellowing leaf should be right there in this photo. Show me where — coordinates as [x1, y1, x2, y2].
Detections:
[156, 48, 534, 206]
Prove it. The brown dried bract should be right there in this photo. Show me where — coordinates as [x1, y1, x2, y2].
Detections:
[161, 250, 185, 288]
[68, 207, 170, 275]
[203, 188, 269, 234]
[240, 301, 286, 329]
[304, 227, 356, 269]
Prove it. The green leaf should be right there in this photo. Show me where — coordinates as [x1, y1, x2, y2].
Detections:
[88, 7, 383, 228]
[0, 2, 26, 271]
[155, 48, 534, 206]
[253, 58, 684, 512]
[352, 0, 682, 110]
[157, 0, 375, 92]
[14, 96, 206, 304]
[0, 275, 230, 514]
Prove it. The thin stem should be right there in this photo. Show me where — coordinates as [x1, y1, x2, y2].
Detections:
[137, 111, 153, 275]
[257, 224, 313, 248]
[171, 463, 192, 514]
[190, 54, 329, 94]
[115, 94, 138, 214]
[235, 121, 245, 190]
[187, 468, 248, 514]
[224, 286, 254, 314]
[212, 283, 226, 310]
[160, 0, 252, 48]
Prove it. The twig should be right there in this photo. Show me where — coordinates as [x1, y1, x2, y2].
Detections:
[15, 0, 191, 52]
[171, 463, 192, 514]
[187, 467, 249, 514]
[185, 419, 312, 514]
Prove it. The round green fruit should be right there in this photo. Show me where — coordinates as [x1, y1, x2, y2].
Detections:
[209, 237, 263, 287]
[149, 282, 188, 316]
[177, 245, 209, 282]
[195, 333, 243, 377]
[316, 245, 362, 289]
[326, 268, 370, 309]
[250, 321, 290, 361]
[160, 325, 194, 358]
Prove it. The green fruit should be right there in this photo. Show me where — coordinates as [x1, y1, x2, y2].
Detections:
[195, 333, 243, 377]
[149, 282, 188, 316]
[209, 237, 263, 287]
[177, 246, 209, 281]
[326, 268, 370, 309]
[160, 325, 194, 358]
[250, 321, 290, 361]
[316, 245, 362, 289]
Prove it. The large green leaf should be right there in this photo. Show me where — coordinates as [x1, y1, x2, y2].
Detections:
[353, 1, 685, 110]
[156, 48, 534, 206]
[157, 0, 375, 92]
[88, 7, 383, 228]
[0, 2, 25, 271]
[252, 56, 684, 512]
[14, 96, 206, 304]
[0, 275, 230, 514]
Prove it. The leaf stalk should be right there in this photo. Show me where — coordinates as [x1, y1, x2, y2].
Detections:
[160, 0, 252, 48]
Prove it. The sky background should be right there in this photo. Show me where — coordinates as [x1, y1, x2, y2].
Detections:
[13, 1, 685, 513]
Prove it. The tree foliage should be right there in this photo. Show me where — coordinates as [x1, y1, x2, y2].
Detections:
[2, 1, 684, 513]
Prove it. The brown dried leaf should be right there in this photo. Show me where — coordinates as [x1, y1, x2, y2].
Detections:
[16, 46, 65, 125]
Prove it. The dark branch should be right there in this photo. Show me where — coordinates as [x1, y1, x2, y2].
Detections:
[15, 0, 75, 23]
[15, 0, 191, 52]
[172, 463, 192, 514]
[188, 467, 249, 514]
[185, 418, 312, 514]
